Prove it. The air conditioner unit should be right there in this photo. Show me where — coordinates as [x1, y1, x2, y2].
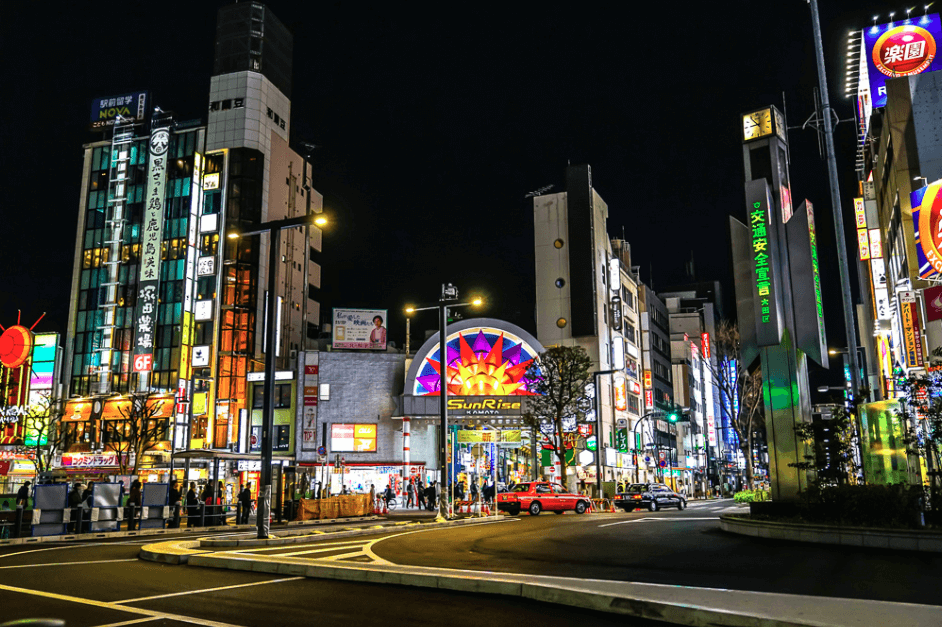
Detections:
[289, 349, 297, 361]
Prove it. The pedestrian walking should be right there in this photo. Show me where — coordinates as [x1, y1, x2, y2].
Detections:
[406, 481, 415, 508]
[127, 480, 142, 531]
[15, 482, 30, 508]
[186, 482, 200, 527]
[417, 480, 426, 510]
[238, 484, 252, 525]
[383, 484, 394, 507]
[426, 481, 437, 511]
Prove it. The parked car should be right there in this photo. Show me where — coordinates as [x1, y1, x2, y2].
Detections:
[496, 481, 591, 516]
[615, 483, 687, 512]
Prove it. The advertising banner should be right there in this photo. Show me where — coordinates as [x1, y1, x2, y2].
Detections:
[614, 377, 627, 411]
[332, 308, 388, 350]
[331, 423, 377, 452]
[854, 198, 867, 228]
[863, 14, 942, 109]
[899, 291, 926, 369]
[870, 258, 892, 320]
[912, 180, 942, 279]
[924, 285, 942, 322]
[132, 126, 170, 371]
[90, 92, 149, 129]
[456, 430, 521, 445]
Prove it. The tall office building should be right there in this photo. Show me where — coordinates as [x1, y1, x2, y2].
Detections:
[63, 2, 323, 471]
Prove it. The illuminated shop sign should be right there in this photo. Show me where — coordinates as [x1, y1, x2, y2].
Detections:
[863, 14, 942, 109]
[132, 126, 170, 371]
[614, 377, 627, 411]
[447, 397, 523, 415]
[854, 198, 867, 228]
[331, 423, 377, 452]
[899, 291, 926, 369]
[746, 182, 780, 344]
[912, 180, 942, 278]
[806, 202, 827, 349]
[701, 333, 711, 358]
[858, 229, 871, 260]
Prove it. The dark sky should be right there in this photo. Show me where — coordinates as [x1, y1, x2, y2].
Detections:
[0, 1, 899, 388]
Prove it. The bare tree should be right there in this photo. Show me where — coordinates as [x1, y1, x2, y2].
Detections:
[702, 320, 765, 490]
[101, 394, 169, 476]
[522, 345, 593, 491]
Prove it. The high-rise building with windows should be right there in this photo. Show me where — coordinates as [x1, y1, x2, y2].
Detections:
[63, 2, 323, 471]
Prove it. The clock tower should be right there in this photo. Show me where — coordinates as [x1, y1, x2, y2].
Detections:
[731, 105, 828, 502]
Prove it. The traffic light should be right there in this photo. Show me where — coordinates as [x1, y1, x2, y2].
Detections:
[667, 411, 680, 423]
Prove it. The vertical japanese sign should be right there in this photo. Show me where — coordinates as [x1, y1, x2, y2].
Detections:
[853, 198, 867, 228]
[899, 291, 926, 369]
[700, 333, 711, 358]
[857, 229, 871, 260]
[746, 179, 783, 346]
[132, 126, 170, 371]
[806, 203, 827, 351]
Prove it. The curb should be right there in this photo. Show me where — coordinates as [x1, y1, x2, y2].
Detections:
[0, 515, 383, 547]
[180, 551, 942, 627]
[720, 514, 942, 552]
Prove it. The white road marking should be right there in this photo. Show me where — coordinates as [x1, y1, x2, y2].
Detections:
[598, 517, 719, 528]
[0, 582, 246, 627]
[93, 618, 160, 627]
[0, 558, 137, 569]
[114, 576, 305, 604]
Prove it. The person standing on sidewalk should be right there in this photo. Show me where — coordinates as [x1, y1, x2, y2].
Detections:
[15, 482, 30, 508]
[168, 480, 182, 528]
[186, 482, 199, 527]
[127, 480, 142, 531]
[68, 483, 84, 533]
[238, 484, 252, 525]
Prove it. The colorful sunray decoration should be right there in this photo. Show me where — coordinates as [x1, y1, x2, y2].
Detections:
[413, 327, 541, 396]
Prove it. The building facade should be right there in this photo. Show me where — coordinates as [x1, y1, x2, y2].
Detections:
[61, 2, 323, 480]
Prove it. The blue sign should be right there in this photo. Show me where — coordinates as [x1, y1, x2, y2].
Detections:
[863, 14, 942, 109]
[317, 445, 327, 456]
[90, 91, 149, 128]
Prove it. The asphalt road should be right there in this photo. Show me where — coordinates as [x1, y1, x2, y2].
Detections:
[0, 527, 662, 627]
[244, 499, 942, 606]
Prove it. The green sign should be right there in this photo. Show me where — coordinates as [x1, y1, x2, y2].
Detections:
[586, 435, 597, 452]
[615, 428, 628, 453]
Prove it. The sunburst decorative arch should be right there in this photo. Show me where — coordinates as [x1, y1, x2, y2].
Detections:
[407, 318, 545, 397]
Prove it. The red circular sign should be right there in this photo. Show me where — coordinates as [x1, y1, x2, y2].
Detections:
[250, 435, 258, 445]
[873, 26, 937, 77]
[0, 326, 32, 368]
[918, 183, 942, 275]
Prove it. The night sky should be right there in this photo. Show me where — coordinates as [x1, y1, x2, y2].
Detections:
[0, 1, 901, 389]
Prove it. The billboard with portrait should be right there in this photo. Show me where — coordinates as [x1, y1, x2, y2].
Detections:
[332, 308, 388, 350]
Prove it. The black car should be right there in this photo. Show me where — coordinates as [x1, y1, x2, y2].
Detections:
[614, 483, 686, 512]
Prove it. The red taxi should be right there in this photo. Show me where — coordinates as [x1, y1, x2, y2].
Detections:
[496, 481, 591, 516]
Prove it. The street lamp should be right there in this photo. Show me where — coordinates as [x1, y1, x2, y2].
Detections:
[405, 284, 483, 520]
[230, 211, 326, 539]
[591, 370, 618, 498]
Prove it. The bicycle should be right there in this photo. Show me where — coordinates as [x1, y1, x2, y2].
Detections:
[385, 497, 398, 511]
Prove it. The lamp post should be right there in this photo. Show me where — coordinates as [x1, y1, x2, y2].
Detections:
[229, 212, 326, 539]
[406, 284, 482, 521]
[591, 370, 618, 498]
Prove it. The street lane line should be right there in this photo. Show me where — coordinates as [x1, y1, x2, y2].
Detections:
[253, 542, 371, 558]
[231, 539, 369, 555]
[598, 517, 719, 528]
[0, 582, 246, 627]
[0, 558, 137, 569]
[113, 576, 305, 604]
[93, 617, 160, 627]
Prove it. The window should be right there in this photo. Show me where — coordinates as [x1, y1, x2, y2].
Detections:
[253, 383, 292, 409]
[275, 425, 290, 450]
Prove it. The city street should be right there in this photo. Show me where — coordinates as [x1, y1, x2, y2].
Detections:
[230, 500, 942, 607]
[0, 526, 659, 627]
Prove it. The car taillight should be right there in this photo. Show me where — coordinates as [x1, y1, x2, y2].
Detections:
[632, 495, 642, 500]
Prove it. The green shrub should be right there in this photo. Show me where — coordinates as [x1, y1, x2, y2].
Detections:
[796, 484, 927, 529]
[734, 489, 770, 503]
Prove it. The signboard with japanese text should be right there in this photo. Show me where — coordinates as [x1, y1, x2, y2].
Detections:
[701, 332, 711, 358]
[610, 296, 623, 332]
[863, 14, 942, 109]
[870, 258, 892, 320]
[899, 291, 926, 369]
[90, 92, 149, 129]
[745, 179, 784, 346]
[858, 229, 871, 260]
[614, 377, 627, 411]
[854, 197, 867, 228]
[332, 308, 388, 350]
[132, 126, 170, 369]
